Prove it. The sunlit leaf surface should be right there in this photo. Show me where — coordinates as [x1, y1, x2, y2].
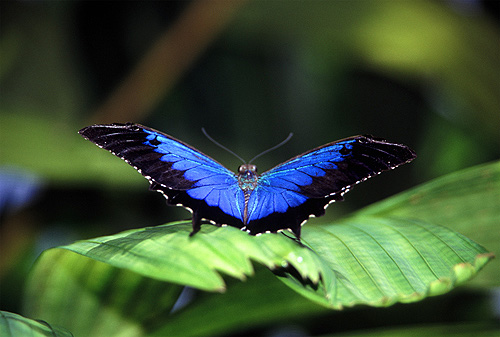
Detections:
[58, 223, 324, 292]
[294, 218, 491, 308]
[357, 161, 500, 287]
[27, 217, 490, 310]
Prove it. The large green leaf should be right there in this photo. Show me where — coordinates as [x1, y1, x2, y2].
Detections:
[291, 218, 490, 308]
[57, 223, 325, 292]
[23, 218, 491, 336]
[357, 160, 500, 287]
[26, 217, 490, 306]
[53, 216, 491, 307]
[23, 162, 496, 336]
[0, 311, 73, 337]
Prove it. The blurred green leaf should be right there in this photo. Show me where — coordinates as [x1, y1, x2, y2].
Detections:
[23, 249, 182, 337]
[0, 311, 73, 337]
[233, 0, 500, 142]
[0, 113, 142, 186]
[148, 266, 324, 337]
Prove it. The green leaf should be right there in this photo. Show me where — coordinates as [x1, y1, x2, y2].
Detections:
[58, 222, 325, 292]
[30, 218, 491, 308]
[23, 162, 495, 336]
[356, 160, 500, 287]
[0, 311, 73, 337]
[291, 217, 491, 308]
[0, 113, 143, 186]
[24, 219, 491, 336]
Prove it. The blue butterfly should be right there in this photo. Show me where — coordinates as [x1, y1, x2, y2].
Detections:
[79, 123, 416, 238]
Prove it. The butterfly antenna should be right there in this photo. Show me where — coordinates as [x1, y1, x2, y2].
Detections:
[249, 132, 293, 164]
[201, 128, 246, 164]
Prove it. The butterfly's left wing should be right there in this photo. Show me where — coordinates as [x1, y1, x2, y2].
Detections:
[244, 135, 416, 237]
[79, 123, 246, 234]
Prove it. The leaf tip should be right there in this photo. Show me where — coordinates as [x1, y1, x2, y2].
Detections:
[428, 277, 454, 296]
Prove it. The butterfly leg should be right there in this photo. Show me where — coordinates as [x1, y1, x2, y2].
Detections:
[189, 211, 202, 237]
[290, 222, 301, 240]
[281, 230, 303, 245]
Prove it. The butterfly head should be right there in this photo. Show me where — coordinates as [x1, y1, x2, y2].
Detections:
[238, 164, 258, 191]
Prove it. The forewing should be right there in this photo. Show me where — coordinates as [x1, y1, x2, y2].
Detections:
[78, 123, 245, 224]
[244, 135, 416, 236]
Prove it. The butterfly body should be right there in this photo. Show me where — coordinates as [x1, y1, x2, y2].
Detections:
[79, 123, 416, 238]
[238, 164, 259, 192]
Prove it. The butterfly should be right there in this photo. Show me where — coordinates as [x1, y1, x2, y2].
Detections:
[79, 123, 416, 239]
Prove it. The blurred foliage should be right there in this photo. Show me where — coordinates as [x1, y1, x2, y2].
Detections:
[1, 0, 499, 336]
[0, 311, 73, 337]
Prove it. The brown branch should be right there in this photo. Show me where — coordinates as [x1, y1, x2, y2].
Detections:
[89, 0, 247, 124]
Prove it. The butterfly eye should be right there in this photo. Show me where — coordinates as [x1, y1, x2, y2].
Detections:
[238, 165, 249, 173]
[238, 164, 257, 174]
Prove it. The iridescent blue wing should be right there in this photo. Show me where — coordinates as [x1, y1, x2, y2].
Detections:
[244, 135, 416, 237]
[78, 123, 246, 234]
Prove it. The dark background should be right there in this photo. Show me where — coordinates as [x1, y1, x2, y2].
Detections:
[1, 1, 499, 335]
